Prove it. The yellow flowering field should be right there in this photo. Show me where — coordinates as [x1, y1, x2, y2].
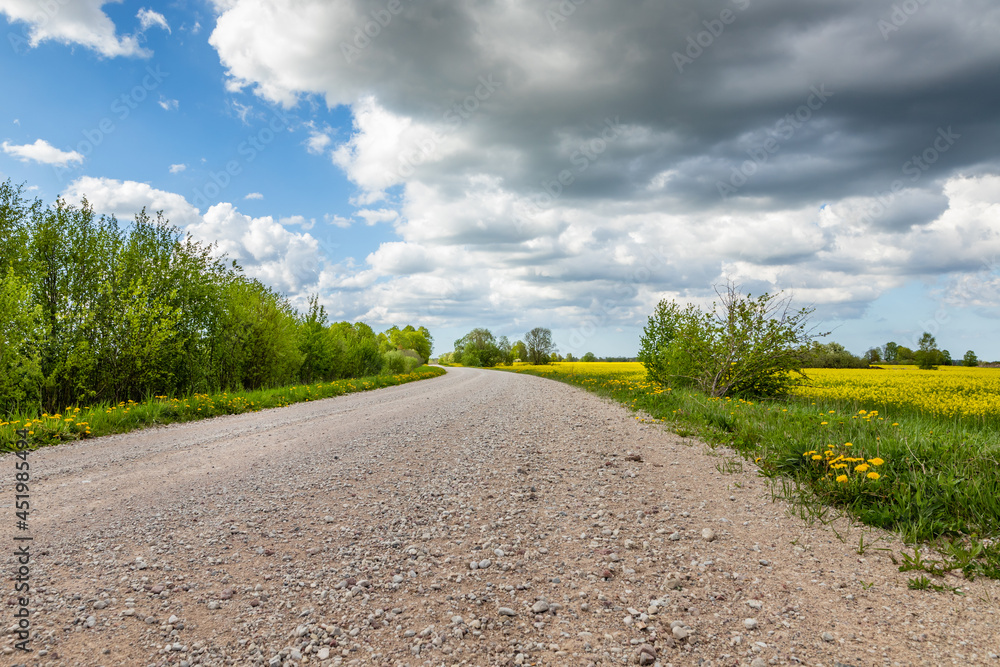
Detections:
[793, 365, 1000, 421]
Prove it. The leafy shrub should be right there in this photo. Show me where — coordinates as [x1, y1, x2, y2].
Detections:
[382, 350, 421, 375]
[639, 283, 819, 397]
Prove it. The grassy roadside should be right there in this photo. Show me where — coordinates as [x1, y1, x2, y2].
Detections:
[0, 366, 445, 453]
[498, 362, 1000, 584]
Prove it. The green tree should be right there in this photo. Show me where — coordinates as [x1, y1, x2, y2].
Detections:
[581, 351, 597, 362]
[963, 350, 979, 367]
[524, 327, 555, 365]
[915, 332, 939, 370]
[511, 340, 527, 362]
[0, 269, 42, 413]
[864, 347, 882, 364]
[882, 341, 899, 363]
[454, 328, 504, 367]
[639, 283, 820, 397]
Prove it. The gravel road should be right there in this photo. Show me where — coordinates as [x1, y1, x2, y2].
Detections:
[3, 366, 999, 667]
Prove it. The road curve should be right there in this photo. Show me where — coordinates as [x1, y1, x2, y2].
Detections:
[2, 366, 998, 666]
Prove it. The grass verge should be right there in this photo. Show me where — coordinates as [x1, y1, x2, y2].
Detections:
[498, 362, 1000, 583]
[0, 366, 445, 453]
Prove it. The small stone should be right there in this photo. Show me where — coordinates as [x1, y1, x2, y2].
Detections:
[531, 600, 550, 614]
[701, 528, 716, 542]
[498, 607, 517, 617]
[665, 578, 683, 590]
[207, 601, 220, 610]
[324, 516, 334, 523]
[822, 631, 835, 642]
[478, 558, 492, 569]
[168, 615, 179, 625]
[672, 625, 690, 640]
[751, 658, 767, 667]
[317, 647, 330, 660]
[747, 600, 763, 609]
[93, 600, 108, 610]
[85, 615, 96, 628]
[637, 643, 656, 665]
[668, 532, 681, 541]
[744, 618, 758, 630]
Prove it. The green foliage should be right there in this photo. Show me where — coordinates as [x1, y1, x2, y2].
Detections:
[916, 332, 940, 370]
[0, 179, 430, 418]
[639, 283, 819, 397]
[454, 327, 504, 367]
[382, 350, 421, 375]
[581, 351, 597, 362]
[0, 269, 42, 413]
[963, 350, 979, 367]
[511, 340, 527, 363]
[800, 342, 870, 369]
[883, 341, 899, 362]
[524, 327, 554, 365]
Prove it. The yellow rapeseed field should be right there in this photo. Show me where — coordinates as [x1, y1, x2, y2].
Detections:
[794, 365, 1000, 421]
[510, 362, 1000, 421]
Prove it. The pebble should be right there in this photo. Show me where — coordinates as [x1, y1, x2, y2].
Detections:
[498, 607, 517, 617]
[701, 527, 716, 541]
[822, 631, 835, 642]
[531, 600, 550, 614]
[744, 618, 758, 630]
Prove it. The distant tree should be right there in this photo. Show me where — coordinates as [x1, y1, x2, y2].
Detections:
[511, 340, 527, 363]
[882, 341, 899, 363]
[915, 332, 938, 370]
[963, 350, 979, 367]
[800, 342, 869, 369]
[864, 347, 882, 364]
[564, 352, 577, 362]
[497, 335, 513, 365]
[524, 327, 555, 365]
[941, 349, 952, 366]
[896, 345, 915, 363]
[454, 328, 503, 367]
[581, 351, 597, 362]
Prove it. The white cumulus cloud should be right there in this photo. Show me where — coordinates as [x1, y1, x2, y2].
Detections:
[1, 0, 149, 57]
[2, 139, 84, 166]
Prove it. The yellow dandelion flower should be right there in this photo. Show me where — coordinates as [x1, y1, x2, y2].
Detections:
[867, 472, 880, 480]
[868, 458, 884, 466]
[836, 475, 848, 483]
[854, 463, 870, 473]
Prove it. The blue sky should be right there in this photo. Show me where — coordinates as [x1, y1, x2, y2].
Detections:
[1, 0, 998, 360]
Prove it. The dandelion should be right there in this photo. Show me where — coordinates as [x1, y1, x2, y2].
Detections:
[867, 472, 880, 480]
[854, 463, 870, 473]
[836, 475, 848, 483]
[820, 421, 828, 425]
[868, 458, 884, 466]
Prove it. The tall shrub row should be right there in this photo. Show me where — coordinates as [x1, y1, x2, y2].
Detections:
[0, 181, 427, 414]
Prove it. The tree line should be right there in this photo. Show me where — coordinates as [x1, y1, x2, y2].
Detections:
[0, 180, 432, 414]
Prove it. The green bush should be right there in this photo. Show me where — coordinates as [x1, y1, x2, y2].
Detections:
[382, 350, 421, 375]
[639, 283, 819, 397]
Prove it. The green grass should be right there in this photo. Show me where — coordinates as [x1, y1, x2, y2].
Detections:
[498, 364, 1000, 582]
[0, 366, 445, 452]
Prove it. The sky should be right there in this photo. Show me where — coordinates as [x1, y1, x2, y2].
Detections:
[1, 0, 998, 360]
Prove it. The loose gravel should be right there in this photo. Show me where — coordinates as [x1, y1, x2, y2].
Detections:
[2, 366, 999, 666]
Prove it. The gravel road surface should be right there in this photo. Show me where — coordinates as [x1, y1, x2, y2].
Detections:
[2, 366, 999, 666]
